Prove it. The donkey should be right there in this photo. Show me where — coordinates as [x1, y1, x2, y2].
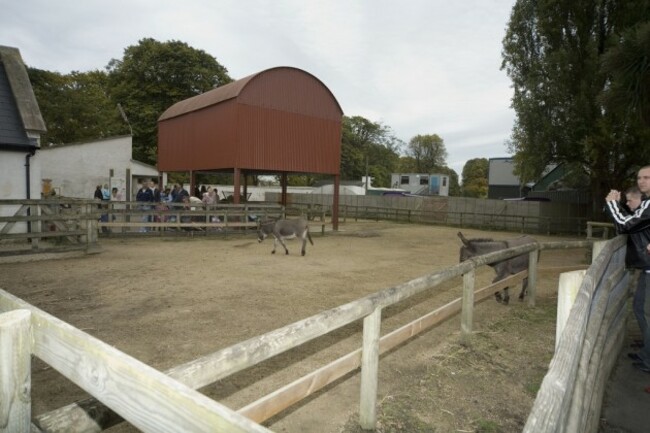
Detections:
[258, 218, 314, 256]
[458, 231, 537, 304]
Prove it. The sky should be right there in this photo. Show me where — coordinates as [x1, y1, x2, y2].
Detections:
[1, 0, 518, 177]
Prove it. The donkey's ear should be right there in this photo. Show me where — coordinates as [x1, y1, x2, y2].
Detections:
[457, 231, 469, 245]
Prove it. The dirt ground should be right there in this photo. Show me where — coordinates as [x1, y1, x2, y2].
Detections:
[0, 221, 590, 432]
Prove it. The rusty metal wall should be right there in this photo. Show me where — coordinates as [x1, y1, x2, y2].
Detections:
[157, 67, 342, 174]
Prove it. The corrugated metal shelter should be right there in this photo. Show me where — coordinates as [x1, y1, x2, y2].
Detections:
[157, 66, 343, 227]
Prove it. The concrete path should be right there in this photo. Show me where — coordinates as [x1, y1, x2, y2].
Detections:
[600, 326, 650, 432]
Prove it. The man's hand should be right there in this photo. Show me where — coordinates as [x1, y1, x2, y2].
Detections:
[606, 190, 621, 202]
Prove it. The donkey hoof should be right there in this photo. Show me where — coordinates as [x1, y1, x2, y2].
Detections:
[503, 297, 510, 305]
[285, 251, 289, 255]
[494, 293, 503, 303]
[271, 251, 276, 254]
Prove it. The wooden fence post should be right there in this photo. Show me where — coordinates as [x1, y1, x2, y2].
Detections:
[461, 269, 475, 338]
[592, 240, 607, 262]
[555, 270, 586, 351]
[359, 307, 381, 430]
[0, 309, 32, 433]
[527, 249, 539, 307]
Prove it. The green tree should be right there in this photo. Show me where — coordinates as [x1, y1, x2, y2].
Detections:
[340, 116, 401, 187]
[29, 68, 125, 145]
[106, 38, 232, 165]
[396, 155, 418, 174]
[405, 134, 447, 173]
[502, 0, 650, 212]
[461, 158, 489, 198]
[601, 21, 650, 126]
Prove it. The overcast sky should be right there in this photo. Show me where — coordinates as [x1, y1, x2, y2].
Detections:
[2, 0, 518, 177]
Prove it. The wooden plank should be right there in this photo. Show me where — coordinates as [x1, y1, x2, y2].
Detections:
[0, 204, 28, 235]
[359, 308, 381, 429]
[237, 350, 363, 423]
[39, 205, 83, 244]
[461, 269, 475, 337]
[237, 276, 513, 424]
[0, 214, 88, 223]
[523, 237, 626, 432]
[0, 309, 32, 433]
[0, 230, 86, 240]
[98, 222, 258, 228]
[0, 290, 271, 433]
[566, 265, 627, 432]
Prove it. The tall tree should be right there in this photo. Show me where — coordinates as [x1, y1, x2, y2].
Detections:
[502, 0, 650, 212]
[461, 158, 489, 198]
[405, 134, 447, 173]
[340, 116, 402, 187]
[106, 38, 232, 165]
[29, 68, 125, 145]
[601, 21, 650, 126]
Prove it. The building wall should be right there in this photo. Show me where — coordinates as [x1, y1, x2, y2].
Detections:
[0, 150, 41, 200]
[37, 136, 161, 200]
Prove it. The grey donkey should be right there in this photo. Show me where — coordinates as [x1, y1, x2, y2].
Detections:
[458, 231, 537, 304]
[258, 218, 314, 256]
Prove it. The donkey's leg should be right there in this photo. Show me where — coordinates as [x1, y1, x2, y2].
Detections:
[300, 229, 310, 256]
[502, 287, 510, 305]
[271, 237, 278, 254]
[276, 235, 290, 255]
[518, 278, 529, 301]
[493, 275, 506, 304]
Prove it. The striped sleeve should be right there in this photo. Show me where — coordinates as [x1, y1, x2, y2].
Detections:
[606, 199, 650, 233]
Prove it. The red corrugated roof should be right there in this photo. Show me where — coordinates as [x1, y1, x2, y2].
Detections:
[157, 66, 343, 175]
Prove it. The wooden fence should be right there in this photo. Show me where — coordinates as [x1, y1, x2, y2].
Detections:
[0, 236, 598, 432]
[271, 193, 591, 235]
[523, 235, 629, 432]
[335, 204, 587, 236]
[0, 199, 296, 262]
[0, 199, 100, 263]
[95, 200, 288, 234]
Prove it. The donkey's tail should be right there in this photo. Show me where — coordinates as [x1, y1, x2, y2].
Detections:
[307, 231, 314, 245]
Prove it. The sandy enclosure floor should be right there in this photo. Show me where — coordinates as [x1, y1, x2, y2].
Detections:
[0, 221, 590, 432]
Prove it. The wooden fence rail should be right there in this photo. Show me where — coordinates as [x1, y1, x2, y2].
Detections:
[1, 237, 597, 432]
[0, 200, 293, 263]
[327, 203, 588, 236]
[523, 235, 628, 432]
[95, 201, 289, 235]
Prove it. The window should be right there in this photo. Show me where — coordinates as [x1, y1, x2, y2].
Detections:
[442, 177, 447, 187]
[420, 176, 428, 185]
[400, 176, 409, 185]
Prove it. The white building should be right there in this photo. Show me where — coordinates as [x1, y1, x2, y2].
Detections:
[0, 46, 46, 202]
[390, 173, 449, 196]
[38, 136, 164, 200]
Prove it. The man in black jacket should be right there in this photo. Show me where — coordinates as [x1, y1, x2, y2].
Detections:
[605, 165, 650, 373]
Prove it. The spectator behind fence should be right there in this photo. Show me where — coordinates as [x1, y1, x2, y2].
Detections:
[604, 166, 650, 375]
[94, 185, 109, 232]
[136, 180, 154, 233]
